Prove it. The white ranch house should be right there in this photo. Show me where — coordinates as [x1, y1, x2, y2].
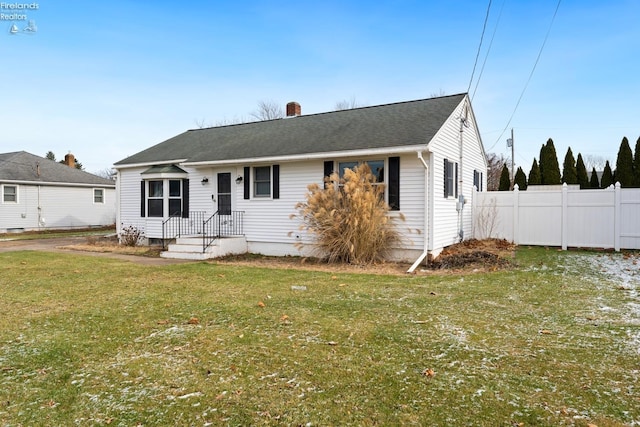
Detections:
[0, 151, 116, 233]
[114, 94, 487, 269]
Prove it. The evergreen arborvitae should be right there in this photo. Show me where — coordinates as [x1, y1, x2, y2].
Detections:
[499, 164, 511, 191]
[514, 166, 527, 190]
[562, 147, 578, 184]
[540, 138, 561, 185]
[589, 167, 599, 189]
[528, 158, 541, 185]
[576, 153, 589, 189]
[633, 136, 640, 187]
[615, 137, 634, 187]
[538, 144, 546, 183]
[601, 161, 614, 188]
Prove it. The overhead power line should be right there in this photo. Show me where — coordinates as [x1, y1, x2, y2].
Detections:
[471, 0, 506, 102]
[467, 0, 493, 96]
[487, 0, 562, 151]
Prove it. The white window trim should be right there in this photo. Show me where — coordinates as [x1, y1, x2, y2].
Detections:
[147, 179, 165, 218]
[93, 188, 105, 204]
[2, 184, 18, 204]
[144, 179, 186, 218]
[253, 165, 272, 198]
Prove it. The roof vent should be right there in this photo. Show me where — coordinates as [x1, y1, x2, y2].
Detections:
[286, 102, 301, 117]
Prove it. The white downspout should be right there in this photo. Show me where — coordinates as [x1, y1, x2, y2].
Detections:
[458, 113, 464, 241]
[116, 170, 122, 236]
[407, 150, 430, 273]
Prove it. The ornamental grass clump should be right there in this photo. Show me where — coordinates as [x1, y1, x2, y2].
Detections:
[293, 163, 404, 264]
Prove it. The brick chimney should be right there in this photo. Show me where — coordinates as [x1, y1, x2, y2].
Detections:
[286, 102, 301, 117]
[64, 153, 75, 169]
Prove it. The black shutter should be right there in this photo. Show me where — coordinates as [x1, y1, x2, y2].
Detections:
[324, 160, 333, 188]
[243, 167, 250, 199]
[182, 179, 189, 218]
[455, 162, 459, 198]
[443, 159, 448, 198]
[388, 156, 400, 210]
[140, 180, 146, 217]
[272, 164, 280, 199]
[324, 160, 333, 178]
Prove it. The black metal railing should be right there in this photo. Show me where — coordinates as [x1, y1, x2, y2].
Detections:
[162, 211, 207, 248]
[202, 210, 245, 252]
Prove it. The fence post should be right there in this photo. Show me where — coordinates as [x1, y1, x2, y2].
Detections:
[561, 183, 568, 250]
[471, 185, 477, 239]
[614, 182, 621, 251]
[512, 184, 519, 245]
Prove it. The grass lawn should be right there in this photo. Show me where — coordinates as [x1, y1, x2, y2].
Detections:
[0, 247, 638, 426]
[0, 226, 115, 241]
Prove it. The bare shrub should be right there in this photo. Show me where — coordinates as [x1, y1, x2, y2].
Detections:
[474, 197, 499, 239]
[292, 164, 404, 264]
[86, 235, 99, 245]
[119, 224, 144, 247]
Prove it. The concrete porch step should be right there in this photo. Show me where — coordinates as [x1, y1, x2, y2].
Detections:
[160, 236, 247, 260]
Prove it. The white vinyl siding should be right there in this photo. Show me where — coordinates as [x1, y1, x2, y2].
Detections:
[429, 98, 487, 251]
[238, 161, 315, 245]
[241, 157, 425, 255]
[0, 184, 115, 233]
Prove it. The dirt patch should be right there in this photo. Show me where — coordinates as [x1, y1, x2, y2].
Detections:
[215, 238, 516, 275]
[60, 240, 163, 257]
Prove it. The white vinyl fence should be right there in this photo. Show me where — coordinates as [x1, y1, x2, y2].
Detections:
[472, 183, 640, 250]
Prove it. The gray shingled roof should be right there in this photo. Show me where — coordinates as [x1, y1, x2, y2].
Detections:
[115, 94, 466, 166]
[0, 151, 115, 186]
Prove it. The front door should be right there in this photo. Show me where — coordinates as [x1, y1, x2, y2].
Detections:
[217, 173, 232, 215]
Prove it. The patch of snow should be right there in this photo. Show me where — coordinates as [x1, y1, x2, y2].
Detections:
[566, 253, 640, 355]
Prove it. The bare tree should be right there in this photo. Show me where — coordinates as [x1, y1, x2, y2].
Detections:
[195, 116, 248, 129]
[486, 153, 510, 191]
[474, 197, 499, 239]
[429, 89, 447, 98]
[250, 100, 284, 121]
[214, 116, 248, 126]
[194, 118, 212, 129]
[334, 97, 365, 111]
[94, 168, 116, 180]
[583, 154, 608, 171]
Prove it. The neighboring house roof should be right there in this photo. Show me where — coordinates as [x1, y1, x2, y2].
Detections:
[0, 151, 115, 186]
[114, 93, 467, 167]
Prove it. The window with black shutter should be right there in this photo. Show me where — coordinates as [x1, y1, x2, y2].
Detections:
[444, 159, 458, 198]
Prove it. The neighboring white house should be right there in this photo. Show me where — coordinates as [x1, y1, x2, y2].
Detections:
[0, 151, 116, 233]
[113, 93, 487, 268]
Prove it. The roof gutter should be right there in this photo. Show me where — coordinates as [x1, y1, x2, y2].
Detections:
[0, 179, 115, 188]
[181, 145, 429, 167]
[113, 145, 431, 170]
[113, 159, 188, 170]
[407, 149, 432, 273]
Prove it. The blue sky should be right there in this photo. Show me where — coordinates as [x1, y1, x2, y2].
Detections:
[1, 0, 639, 174]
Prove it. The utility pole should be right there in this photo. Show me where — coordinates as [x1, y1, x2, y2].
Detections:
[507, 128, 514, 188]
